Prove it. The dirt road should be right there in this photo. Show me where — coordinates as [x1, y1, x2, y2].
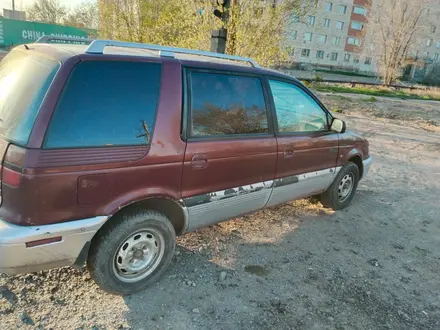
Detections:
[1, 94, 439, 330]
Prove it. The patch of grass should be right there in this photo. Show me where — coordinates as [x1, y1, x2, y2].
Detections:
[331, 95, 351, 101]
[302, 80, 312, 88]
[314, 85, 440, 101]
[332, 107, 344, 113]
[361, 96, 377, 102]
[314, 74, 324, 83]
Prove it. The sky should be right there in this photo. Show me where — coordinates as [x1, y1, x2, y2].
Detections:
[0, 0, 90, 11]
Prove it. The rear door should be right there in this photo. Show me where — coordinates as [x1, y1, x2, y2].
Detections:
[181, 69, 277, 231]
[12, 59, 185, 226]
[266, 79, 339, 207]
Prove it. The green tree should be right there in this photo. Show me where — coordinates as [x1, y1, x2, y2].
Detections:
[98, 0, 315, 66]
[98, 0, 220, 50]
[225, 0, 317, 66]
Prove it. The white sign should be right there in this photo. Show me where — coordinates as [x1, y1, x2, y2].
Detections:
[21, 30, 87, 41]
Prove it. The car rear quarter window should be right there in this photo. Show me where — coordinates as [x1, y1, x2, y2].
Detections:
[0, 50, 59, 146]
[189, 71, 268, 137]
[45, 60, 161, 148]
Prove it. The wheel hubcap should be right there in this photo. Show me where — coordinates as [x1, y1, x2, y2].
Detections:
[112, 229, 165, 283]
[338, 173, 354, 202]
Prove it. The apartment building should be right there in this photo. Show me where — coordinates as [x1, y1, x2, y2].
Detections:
[407, 5, 440, 81]
[288, 0, 440, 81]
[288, 0, 376, 75]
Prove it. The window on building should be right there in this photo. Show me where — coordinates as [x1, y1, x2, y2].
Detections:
[353, 56, 360, 64]
[323, 18, 330, 28]
[431, 25, 436, 33]
[365, 57, 372, 65]
[308, 15, 316, 26]
[325, 2, 333, 11]
[344, 54, 351, 62]
[427, 39, 433, 47]
[301, 49, 311, 57]
[269, 80, 328, 133]
[351, 21, 364, 31]
[304, 32, 313, 41]
[318, 34, 327, 43]
[292, 15, 299, 23]
[353, 6, 367, 16]
[437, 42, 440, 49]
[292, 30, 298, 40]
[316, 50, 325, 59]
[340, 5, 347, 14]
[190, 72, 269, 137]
[336, 21, 344, 30]
[333, 36, 341, 45]
[347, 37, 361, 46]
[434, 53, 439, 61]
[45, 61, 161, 148]
[330, 52, 339, 61]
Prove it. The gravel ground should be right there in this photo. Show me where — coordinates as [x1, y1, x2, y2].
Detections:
[1, 95, 440, 330]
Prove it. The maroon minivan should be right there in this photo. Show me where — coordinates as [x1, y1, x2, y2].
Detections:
[0, 37, 371, 295]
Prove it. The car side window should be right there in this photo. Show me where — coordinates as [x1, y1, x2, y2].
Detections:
[44, 61, 161, 148]
[269, 80, 328, 133]
[189, 71, 269, 137]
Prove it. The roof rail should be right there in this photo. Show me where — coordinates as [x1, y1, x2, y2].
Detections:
[35, 36, 94, 44]
[86, 39, 259, 67]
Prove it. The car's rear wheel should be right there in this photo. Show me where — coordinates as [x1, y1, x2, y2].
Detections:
[87, 210, 175, 295]
[320, 162, 360, 210]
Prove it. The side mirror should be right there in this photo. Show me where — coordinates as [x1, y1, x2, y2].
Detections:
[331, 118, 346, 133]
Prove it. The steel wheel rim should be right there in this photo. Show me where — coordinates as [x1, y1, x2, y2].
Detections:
[338, 173, 354, 202]
[112, 229, 165, 283]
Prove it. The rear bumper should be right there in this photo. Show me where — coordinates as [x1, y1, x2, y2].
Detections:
[0, 216, 107, 275]
[362, 156, 372, 178]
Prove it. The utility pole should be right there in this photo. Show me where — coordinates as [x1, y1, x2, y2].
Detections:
[12, 0, 15, 12]
[211, 0, 231, 54]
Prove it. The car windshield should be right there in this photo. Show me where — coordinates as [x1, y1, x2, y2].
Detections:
[0, 49, 60, 146]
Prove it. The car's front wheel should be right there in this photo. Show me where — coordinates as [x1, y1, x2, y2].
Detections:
[320, 161, 360, 210]
[87, 210, 176, 295]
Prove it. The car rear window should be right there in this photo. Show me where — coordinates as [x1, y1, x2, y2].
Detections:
[44, 60, 161, 148]
[0, 50, 60, 146]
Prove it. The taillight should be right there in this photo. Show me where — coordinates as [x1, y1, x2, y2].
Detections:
[2, 144, 26, 188]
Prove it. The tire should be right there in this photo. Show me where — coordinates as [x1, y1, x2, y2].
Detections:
[320, 162, 360, 210]
[87, 210, 176, 295]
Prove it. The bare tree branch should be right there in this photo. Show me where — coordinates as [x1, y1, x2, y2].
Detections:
[369, 0, 430, 85]
[27, 0, 67, 24]
[63, 1, 98, 29]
